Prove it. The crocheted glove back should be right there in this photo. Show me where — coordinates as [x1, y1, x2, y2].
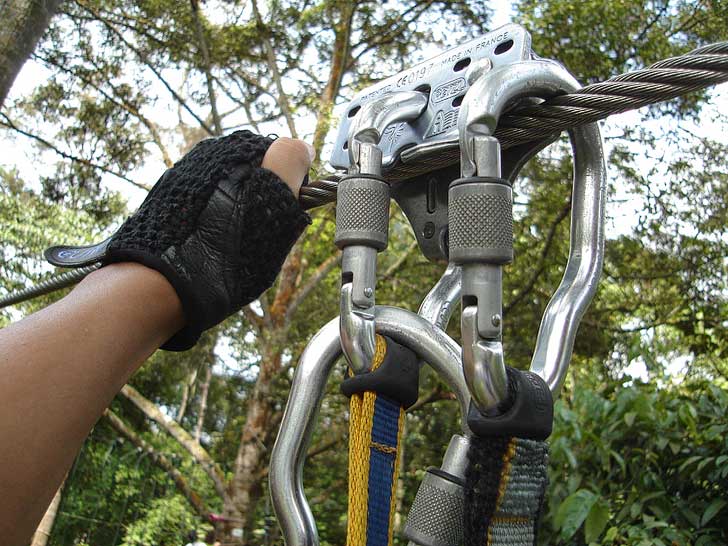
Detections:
[46, 130, 311, 350]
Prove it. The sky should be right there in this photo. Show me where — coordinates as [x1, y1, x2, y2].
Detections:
[3, 3, 726, 381]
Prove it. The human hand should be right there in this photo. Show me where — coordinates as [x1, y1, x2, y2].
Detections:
[46, 131, 313, 350]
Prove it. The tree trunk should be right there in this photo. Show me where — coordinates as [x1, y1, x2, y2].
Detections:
[310, 4, 354, 159]
[30, 475, 64, 546]
[0, 0, 62, 108]
[219, 498, 249, 546]
[222, 341, 284, 545]
[195, 359, 213, 442]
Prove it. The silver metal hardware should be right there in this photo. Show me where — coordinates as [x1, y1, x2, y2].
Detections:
[454, 59, 606, 412]
[269, 307, 471, 546]
[348, 90, 429, 170]
[271, 46, 607, 546]
[461, 306, 508, 410]
[417, 263, 462, 330]
[529, 123, 606, 395]
[404, 434, 470, 546]
[330, 24, 535, 171]
[337, 91, 428, 373]
[458, 59, 571, 178]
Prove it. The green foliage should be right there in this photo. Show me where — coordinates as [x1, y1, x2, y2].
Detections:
[121, 495, 212, 546]
[542, 382, 728, 545]
[2, 0, 727, 544]
[0, 167, 124, 325]
[51, 417, 220, 546]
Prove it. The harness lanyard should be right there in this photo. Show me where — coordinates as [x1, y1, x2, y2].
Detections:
[344, 334, 419, 546]
[465, 437, 549, 546]
[347, 335, 405, 546]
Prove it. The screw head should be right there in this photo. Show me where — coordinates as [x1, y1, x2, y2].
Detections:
[491, 314, 502, 327]
[363, 287, 373, 298]
[423, 221, 436, 239]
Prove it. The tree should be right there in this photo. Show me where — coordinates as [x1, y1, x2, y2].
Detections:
[0, 0, 62, 108]
[1, 1, 727, 544]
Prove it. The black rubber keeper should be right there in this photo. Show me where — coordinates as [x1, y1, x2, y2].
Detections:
[467, 367, 553, 441]
[341, 335, 419, 409]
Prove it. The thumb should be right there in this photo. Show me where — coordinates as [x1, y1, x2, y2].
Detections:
[261, 137, 315, 198]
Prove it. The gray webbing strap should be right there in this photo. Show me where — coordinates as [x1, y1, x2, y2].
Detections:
[464, 437, 549, 546]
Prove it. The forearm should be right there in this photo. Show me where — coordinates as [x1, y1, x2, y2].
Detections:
[0, 263, 183, 546]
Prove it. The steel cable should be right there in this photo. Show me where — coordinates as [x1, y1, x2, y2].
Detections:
[3, 42, 728, 308]
[0, 264, 100, 308]
[301, 41, 728, 207]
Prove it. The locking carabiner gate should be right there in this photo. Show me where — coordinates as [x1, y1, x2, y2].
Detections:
[452, 59, 606, 436]
[336, 91, 428, 374]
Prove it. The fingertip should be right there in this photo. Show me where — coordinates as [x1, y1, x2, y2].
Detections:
[262, 138, 316, 198]
[268, 138, 314, 168]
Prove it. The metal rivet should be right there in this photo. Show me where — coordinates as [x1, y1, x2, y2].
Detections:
[364, 287, 373, 298]
[423, 222, 436, 239]
[491, 314, 501, 327]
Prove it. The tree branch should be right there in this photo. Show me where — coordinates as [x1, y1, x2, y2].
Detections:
[251, 0, 298, 138]
[119, 384, 226, 498]
[271, 238, 304, 325]
[194, 355, 213, 443]
[311, 4, 355, 157]
[0, 112, 151, 190]
[242, 304, 263, 331]
[407, 387, 455, 413]
[34, 52, 173, 167]
[256, 429, 345, 480]
[348, 1, 434, 68]
[381, 239, 418, 281]
[176, 366, 199, 423]
[284, 251, 341, 325]
[634, 1, 670, 43]
[74, 0, 214, 136]
[103, 409, 210, 517]
[189, 0, 223, 135]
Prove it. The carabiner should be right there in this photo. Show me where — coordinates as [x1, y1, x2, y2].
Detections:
[269, 307, 470, 546]
[336, 90, 428, 373]
[453, 59, 606, 412]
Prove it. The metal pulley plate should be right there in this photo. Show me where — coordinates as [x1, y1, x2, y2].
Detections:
[330, 24, 534, 171]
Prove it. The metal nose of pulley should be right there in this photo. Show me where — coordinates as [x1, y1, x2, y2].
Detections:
[453, 60, 606, 413]
[336, 90, 428, 374]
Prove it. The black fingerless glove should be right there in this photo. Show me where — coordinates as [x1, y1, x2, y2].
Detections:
[46, 130, 311, 350]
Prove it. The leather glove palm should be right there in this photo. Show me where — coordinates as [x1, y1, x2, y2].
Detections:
[46, 130, 311, 350]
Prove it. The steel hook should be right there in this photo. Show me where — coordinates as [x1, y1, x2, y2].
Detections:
[454, 59, 606, 412]
[338, 90, 428, 374]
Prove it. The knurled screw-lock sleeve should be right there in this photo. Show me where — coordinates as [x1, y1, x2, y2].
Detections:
[403, 468, 465, 546]
[335, 174, 391, 251]
[447, 177, 513, 264]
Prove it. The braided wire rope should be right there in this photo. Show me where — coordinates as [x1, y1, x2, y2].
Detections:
[0, 264, 100, 308]
[300, 41, 728, 208]
[2, 42, 727, 308]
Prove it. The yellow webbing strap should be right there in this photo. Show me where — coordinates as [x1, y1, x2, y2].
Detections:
[347, 335, 406, 546]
